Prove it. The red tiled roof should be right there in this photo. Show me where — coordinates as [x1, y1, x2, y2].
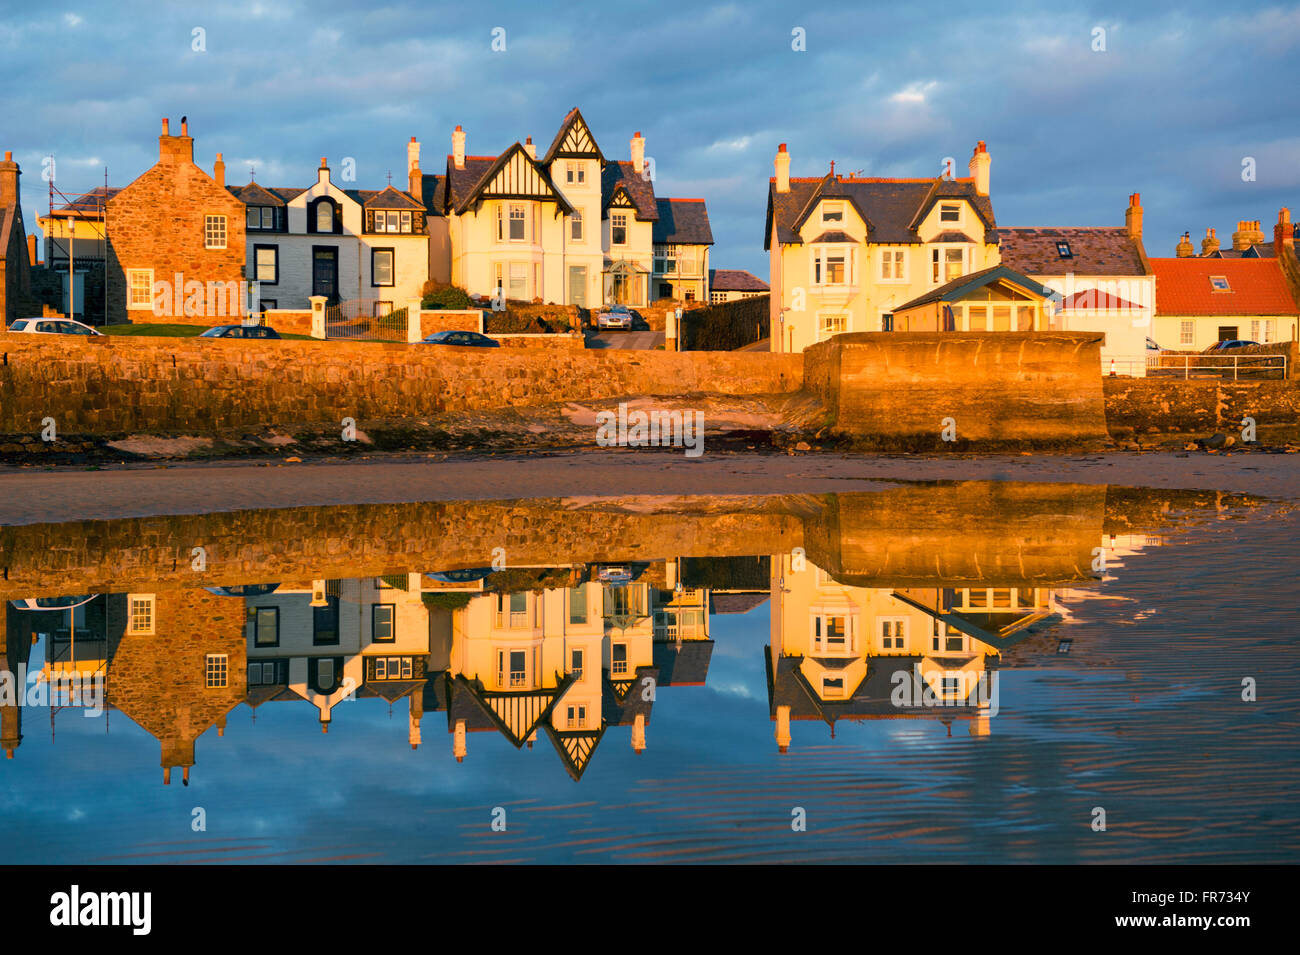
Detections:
[1059, 289, 1145, 310]
[1150, 258, 1298, 316]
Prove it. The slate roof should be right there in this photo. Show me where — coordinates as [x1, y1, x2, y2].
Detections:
[227, 183, 306, 205]
[444, 156, 498, 213]
[652, 640, 714, 686]
[345, 185, 425, 210]
[807, 229, 855, 244]
[542, 106, 605, 165]
[1149, 258, 1299, 316]
[1206, 244, 1275, 259]
[653, 198, 713, 244]
[709, 591, 770, 614]
[997, 226, 1148, 275]
[766, 174, 995, 248]
[709, 269, 769, 292]
[419, 173, 447, 216]
[50, 186, 121, 216]
[895, 264, 1055, 311]
[767, 653, 988, 723]
[602, 160, 658, 221]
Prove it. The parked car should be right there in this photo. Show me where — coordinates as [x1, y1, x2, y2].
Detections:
[6, 317, 102, 336]
[594, 562, 649, 585]
[1145, 337, 1162, 352]
[425, 567, 496, 584]
[9, 595, 100, 611]
[596, 304, 633, 330]
[1202, 339, 1259, 353]
[200, 323, 282, 339]
[420, 330, 500, 348]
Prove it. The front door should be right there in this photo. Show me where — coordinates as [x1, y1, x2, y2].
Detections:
[569, 266, 587, 308]
[312, 247, 339, 305]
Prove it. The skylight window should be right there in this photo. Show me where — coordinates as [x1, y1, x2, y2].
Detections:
[1056, 241, 1072, 258]
[1210, 275, 1231, 291]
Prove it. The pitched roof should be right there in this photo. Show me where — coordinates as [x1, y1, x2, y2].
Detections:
[709, 269, 769, 292]
[418, 173, 447, 216]
[1059, 289, 1146, 310]
[998, 226, 1148, 275]
[653, 198, 713, 244]
[652, 640, 714, 686]
[1206, 244, 1275, 259]
[766, 174, 995, 248]
[895, 264, 1055, 311]
[445, 144, 573, 216]
[601, 160, 657, 220]
[228, 182, 288, 206]
[49, 186, 121, 216]
[709, 592, 770, 614]
[542, 106, 605, 165]
[1150, 258, 1299, 316]
[444, 156, 497, 212]
[347, 185, 424, 210]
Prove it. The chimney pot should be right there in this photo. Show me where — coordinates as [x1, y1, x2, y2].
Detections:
[320, 157, 328, 168]
[214, 152, 225, 187]
[162, 118, 169, 134]
[3, 151, 10, 162]
[181, 119, 188, 136]
[774, 143, 791, 194]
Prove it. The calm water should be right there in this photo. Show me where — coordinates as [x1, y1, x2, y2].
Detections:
[1, 483, 1296, 863]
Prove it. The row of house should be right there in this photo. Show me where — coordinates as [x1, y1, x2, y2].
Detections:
[5, 543, 1107, 777]
[5, 110, 732, 326]
[765, 141, 1300, 365]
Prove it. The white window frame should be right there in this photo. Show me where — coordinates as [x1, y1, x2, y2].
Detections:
[205, 654, 228, 688]
[879, 617, 908, 651]
[879, 247, 907, 282]
[508, 203, 527, 242]
[204, 215, 227, 250]
[817, 312, 848, 339]
[939, 202, 961, 224]
[128, 594, 155, 634]
[1180, 320, 1195, 346]
[811, 612, 856, 655]
[571, 208, 583, 241]
[611, 212, 628, 246]
[931, 245, 966, 284]
[127, 269, 154, 310]
[821, 201, 845, 224]
[812, 245, 853, 287]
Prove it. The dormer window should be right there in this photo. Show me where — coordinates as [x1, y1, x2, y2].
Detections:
[940, 203, 960, 222]
[372, 210, 413, 234]
[1210, 275, 1231, 291]
[822, 202, 844, 223]
[1056, 240, 1072, 258]
[246, 206, 277, 230]
[309, 197, 341, 234]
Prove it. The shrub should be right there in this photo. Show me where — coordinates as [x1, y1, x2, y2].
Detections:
[422, 285, 474, 310]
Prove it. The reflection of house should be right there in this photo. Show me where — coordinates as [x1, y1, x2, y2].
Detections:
[766, 553, 1057, 750]
[765, 141, 999, 352]
[104, 590, 247, 784]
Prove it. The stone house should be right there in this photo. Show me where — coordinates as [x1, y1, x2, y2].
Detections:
[105, 119, 247, 325]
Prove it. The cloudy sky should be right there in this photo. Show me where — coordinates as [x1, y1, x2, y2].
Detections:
[3, 0, 1298, 277]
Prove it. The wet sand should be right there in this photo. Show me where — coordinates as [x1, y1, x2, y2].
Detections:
[0, 448, 1296, 525]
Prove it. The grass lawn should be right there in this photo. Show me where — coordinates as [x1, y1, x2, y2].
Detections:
[99, 323, 314, 340]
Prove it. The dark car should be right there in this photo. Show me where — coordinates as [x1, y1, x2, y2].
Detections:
[200, 324, 282, 339]
[425, 568, 496, 583]
[421, 330, 500, 347]
[1202, 339, 1259, 353]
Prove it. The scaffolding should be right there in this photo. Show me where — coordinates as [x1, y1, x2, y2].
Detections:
[46, 160, 111, 325]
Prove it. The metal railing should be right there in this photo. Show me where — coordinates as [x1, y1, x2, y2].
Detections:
[1142, 353, 1288, 380]
[323, 299, 408, 342]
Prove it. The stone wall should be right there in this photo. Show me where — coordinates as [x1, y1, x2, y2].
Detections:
[262, 309, 313, 336]
[0, 332, 804, 434]
[679, 294, 771, 351]
[805, 331, 1109, 446]
[1103, 377, 1300, 434]
[419, 308, 482, 337]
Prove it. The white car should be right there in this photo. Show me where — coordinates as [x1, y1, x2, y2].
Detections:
[596, 305, 633, 330]
[7, 317, 103, 336]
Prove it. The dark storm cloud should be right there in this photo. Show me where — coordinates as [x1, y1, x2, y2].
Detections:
[3, 0, 1297, 275]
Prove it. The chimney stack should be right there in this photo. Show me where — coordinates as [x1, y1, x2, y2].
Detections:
[0, 150, 18, 210]
[317, 156, 329, 186]
[1201, 227, 1220, 256]
[631, 131, 645, 176]
[1176, 231, 1195, 257]
[523, 136, 535, 160]
[774, 143, 790, 194]
[1125, 192, 1143, 240]
[452, 125, 465, 170]
[1232, 219, 1264, 251]
[158, 116, 194, 164]
[1275, 208, 1294, 256]
[407, 136, 421, 197]
[27, 233, 37, 266]
[969, 140, 991, 196]
[214, 152, 225, 187]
